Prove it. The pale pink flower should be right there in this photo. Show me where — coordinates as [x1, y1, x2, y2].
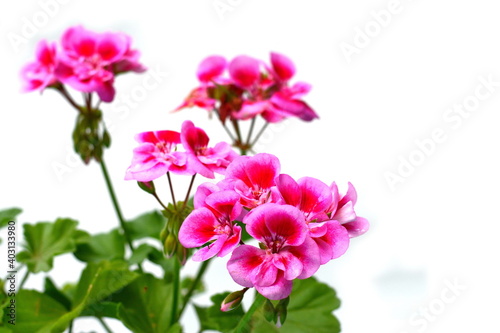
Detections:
[227, 204, 320, 300]
[179, 189, 242, 261]
[20, 40, 58, 92]
[274, 174, 350, 264]
[124, 130, 189, 182]
[220, 153, 280, 209]
[326, 182, 370, 238]
[55, 26, 143, 102]
[180, 120, 238, 178]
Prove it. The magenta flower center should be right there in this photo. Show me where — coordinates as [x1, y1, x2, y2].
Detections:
[263, 235, 286, 254]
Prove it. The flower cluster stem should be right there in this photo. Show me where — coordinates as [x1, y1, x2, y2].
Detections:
[100, 158, 143, 273]
[170, 258, 181, 327]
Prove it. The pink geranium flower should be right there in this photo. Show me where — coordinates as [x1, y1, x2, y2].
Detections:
[220, 153, 280, 209]
[227, 204, 320, 300]
[124, 130, 189, 182]
[228, 55, 260, 88]
[274, 174, 350, 264]
[327, 182, 370, 238]
[180, 120, 238, 178]
[20, 40, 58, 92]
[55, 26, 143, 102]
[178, 188, 242, 261]
[197, 55, 227, 83]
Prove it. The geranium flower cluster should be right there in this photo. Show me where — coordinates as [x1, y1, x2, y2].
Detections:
[175, 53, 318, 123]
[20, 25, 145, 102]
[125, 120, 239, 181]
[178, 153, 369, 300]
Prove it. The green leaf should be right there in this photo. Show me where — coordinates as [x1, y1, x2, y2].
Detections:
[44, 278, 72, 311]
[251, 277, 341, 333]
[113, 273, 176, 333]
[128, 243, 156, 265]
[194, 292, 246, 333]
[17, 218, 79, 273]
[14, 289, 68, 333]
[0, 208, 21, 228]
[49, 260, 139, 331]
[126, 211, 166, 241]
[74, 229, 125, 262]
[80, 301, 121, 319]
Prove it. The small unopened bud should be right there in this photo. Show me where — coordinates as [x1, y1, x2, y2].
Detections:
[163, 233, 177, 257]
[137, 181, 156, 195]
[220, 288, 248, 312]
[176, 244, 188, 266]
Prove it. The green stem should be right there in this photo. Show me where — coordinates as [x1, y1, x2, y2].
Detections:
[19, 270, 30, 289]
[181, 174, 196, 210]
[56, 85, 82, 113]
[97, 317, 113, 333]
[68, 320, 73, 333]
[234, 292, 266, 333]
[170, 258, 181, 327]
[100, 158, 143, 273]
[250, 122, 269, 147]
[179, 260, 210, 317]
[166, 172, 178, 210]
[231, 119, 243, 144]
[245, 117, 256, 146]
[152, 192, 169, 210]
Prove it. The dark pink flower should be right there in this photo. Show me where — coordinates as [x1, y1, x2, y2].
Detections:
[20, 40, 58, 92]
[227, 204, 320, 300]
[228, 55, 260, 88]
[220, 153, 280, 209]
[197, 55, 227, 83]
[55, 26, 143, 102]
[173, 87, 216, 112]
[179, 189, 242, 261]
[327, 182, 370, 238]
[124, 130, 189, 182]
[180, 120, 238, 178]
[274, 174, 350, 264]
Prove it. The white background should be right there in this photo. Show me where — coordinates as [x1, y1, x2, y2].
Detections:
[1, 0, 500, 332]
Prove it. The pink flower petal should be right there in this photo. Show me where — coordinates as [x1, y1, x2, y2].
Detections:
[270, 52, 295, 81]
[228, 55, 260, 87]
[287, 237, 321, 279]
[227, 245, 265, 287]
[178, 207, 218, 247]
[342, 216, 370, 238]
[255, 271, 293, 300]
[275, 174, 301, 207]
[197, 55, 227, 83]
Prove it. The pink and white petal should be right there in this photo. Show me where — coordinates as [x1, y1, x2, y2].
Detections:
[197, 55, 227, 82]
[245, 153, 281, 189]
[227, 245, 265, 287]
[205, 190, 242, 219]
[339, 182, 358, 206]
[178, 208, 218, 247]
[288, 81, 312, 98]
[275, 174, 301, 207]
[308, 222, 328, 238]
[332, 201, 357, 224]
[255, 272, 293, 300]
[297, 177, 332, 216]
[218, 225, 242, 257]
[342, 216, 369, 238]
[245, 204, 307, 246]
[327, 182, 340, 214]
[124, 161, 169, 182]
[272, 252, 303, 281]
[252, 256, 279, 287]
[155, 130, 181, 144]
[313, 237, 334, 265]
[192, 234, 228, 261]
[232, 101, 268, 120]
[270, 52, 295, 81]
[287, 237, 321, 279]
[193, 182, 220, 209]
[225, 155, 252, 185]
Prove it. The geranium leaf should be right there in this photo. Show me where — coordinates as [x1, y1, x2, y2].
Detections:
[74, 229, 125, 262]
[126, 211, 166, 240]
[17, 218, 79, 273]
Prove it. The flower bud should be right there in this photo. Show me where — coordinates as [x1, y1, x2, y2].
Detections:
[220, 288, 248, 312]
[137, 181, 156, 195]
[163, 233, 177, 258]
